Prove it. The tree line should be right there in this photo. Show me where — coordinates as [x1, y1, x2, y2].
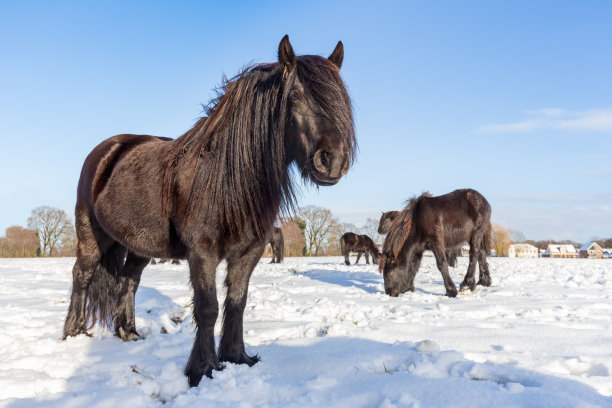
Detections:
[3, 205, 609, 259]
[0, 206, 76, 258]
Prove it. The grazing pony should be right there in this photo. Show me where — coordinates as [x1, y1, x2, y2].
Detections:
[340, 232, 381, 265]
[62, 35, 356, 387]
[268, 227, 284, 263]
[379, 189, 491, 297]
[378, 210, 459, 268]
[377, 211, 399, 235]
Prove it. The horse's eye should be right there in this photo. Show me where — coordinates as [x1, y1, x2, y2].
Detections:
[289, 90, 301, 102]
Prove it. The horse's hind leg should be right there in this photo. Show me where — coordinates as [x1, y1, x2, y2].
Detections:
[365, 251, 370, 265]
[343, 250, 350, 265]
[477, 243, 492, 287]
[113, 251, 149, 341]
[460, 237, 481, 292]
[218, 241, 265, 368]
[355, 252, 362, 264]
[63, 205, 110, 338]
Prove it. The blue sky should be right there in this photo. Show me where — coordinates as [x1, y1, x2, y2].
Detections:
[1, 1, 611, 242]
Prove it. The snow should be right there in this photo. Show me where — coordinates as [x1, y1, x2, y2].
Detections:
[1, 256, 611, 407]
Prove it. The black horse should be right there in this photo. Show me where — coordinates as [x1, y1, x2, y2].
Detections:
[340, 232, 380, 265]
[62, 35, 356, 387]
[378, 210, 459, 268]
[268, 227, 284, 263]
[379, 189, 491, 298]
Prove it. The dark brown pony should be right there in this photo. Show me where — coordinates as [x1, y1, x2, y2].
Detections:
[378, 210, 458, 268]
[379, 189, 491, 297]
[62, 35, 356, 387]
[340, 232, 381, 265]
[268, 227, 284, 263]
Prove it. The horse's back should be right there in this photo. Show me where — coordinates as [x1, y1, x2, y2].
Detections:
[77, 134, 182, 258]
[79, 134, 171, 203]
[416, 189, 490, 247]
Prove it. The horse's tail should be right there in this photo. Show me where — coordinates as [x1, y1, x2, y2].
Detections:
[85, 243, 126, 330]
[340, 235, 346, 256]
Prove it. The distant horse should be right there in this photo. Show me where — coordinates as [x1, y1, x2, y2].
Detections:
[340, 232, 381, 265]
[268, 227, 284, 263]
[379, 189, 491, 297]
[378, 210, 458, 268]
[62, 35, 356, 387]
[377, 211, 399, 235]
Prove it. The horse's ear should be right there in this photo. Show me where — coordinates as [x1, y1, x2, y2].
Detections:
[278, 35, 296, 74]
[328, 41, 344, 69]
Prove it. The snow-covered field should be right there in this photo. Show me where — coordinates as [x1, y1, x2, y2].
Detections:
[1, 256, 611, 407]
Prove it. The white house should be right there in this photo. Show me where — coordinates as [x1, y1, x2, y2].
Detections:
[508, 243, 539, 258]
[579, 242, 603, 259]
[547, 244, 577, 258]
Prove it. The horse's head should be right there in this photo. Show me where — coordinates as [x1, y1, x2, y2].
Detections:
[379, 206, 417, 297]
[379, 250, 411, 297]
[378, 211, 400, 235]
[278, 35, 356, 187]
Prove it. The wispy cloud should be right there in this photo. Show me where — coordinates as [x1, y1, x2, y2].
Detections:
[479, 108, 612, 133]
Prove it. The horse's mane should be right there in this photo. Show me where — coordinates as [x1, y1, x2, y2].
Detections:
[162, 55, 355, 239]
[379, 192, 432, 271]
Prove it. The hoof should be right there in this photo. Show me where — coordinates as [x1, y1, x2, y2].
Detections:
[219, 348, 260, 366]
[62, 325, 93, 340]
[446, 287, 458, 298]
[118, 327, 143, 342]
[62, 326, 92, 340]
[459, 282, 476, 292]
[186, 361, 225, 387]
[478, 276, 492, 287]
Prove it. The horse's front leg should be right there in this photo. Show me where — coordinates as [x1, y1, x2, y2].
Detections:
[185, 253, 222, 387]
[405, 249, 423, 292]
[432, 243, 458, 297]
[355, 252, 362, 264]
[218, 241, 265, 366]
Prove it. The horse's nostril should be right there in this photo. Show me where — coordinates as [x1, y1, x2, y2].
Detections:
[320, 151, 329, 167]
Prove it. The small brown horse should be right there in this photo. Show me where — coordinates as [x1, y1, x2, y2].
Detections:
[268, 227, 284, 263]
[340, 232, 381, 265]
[380, 189, 491, 297]
[62, 35, 356, 387]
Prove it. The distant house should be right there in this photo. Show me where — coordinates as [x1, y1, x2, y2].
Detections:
[547, 244, 577, 258]
[579, 242, 604, 259]
[508, 243, 538, 258]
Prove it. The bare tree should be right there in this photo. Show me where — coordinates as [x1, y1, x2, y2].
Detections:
[59, 223, 77, 257]
[4, 226, 39, 257]
[0, 236, 9, 257]
[298, 206, 340, 256]
[511, 230, 526, 244]
[27, 206, 74, 257]
[360, 217, 383, 245]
